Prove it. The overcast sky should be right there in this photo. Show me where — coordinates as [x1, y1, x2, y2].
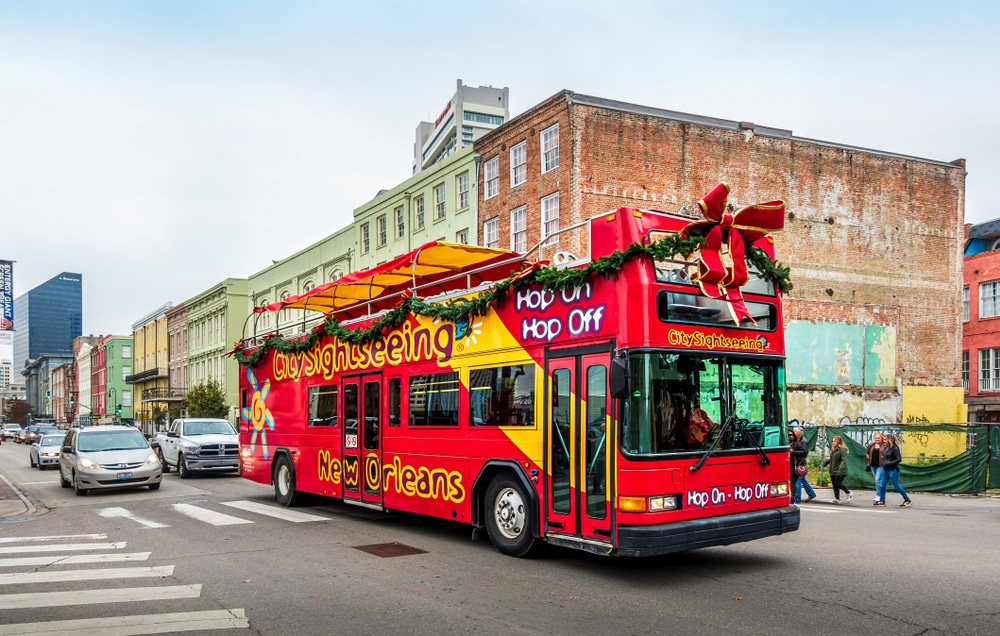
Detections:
[2, 0, 996, 338]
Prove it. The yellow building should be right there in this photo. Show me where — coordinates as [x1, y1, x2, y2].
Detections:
[126, 303, 172, 436]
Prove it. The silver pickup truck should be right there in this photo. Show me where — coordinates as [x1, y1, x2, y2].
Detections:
[153, 418, 239, 478]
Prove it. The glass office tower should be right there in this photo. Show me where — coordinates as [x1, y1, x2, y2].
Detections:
[12, 272, 83, 371]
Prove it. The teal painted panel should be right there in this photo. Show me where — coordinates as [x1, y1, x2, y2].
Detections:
[864, 325, 896, 387]
[786, 321, 864, 386]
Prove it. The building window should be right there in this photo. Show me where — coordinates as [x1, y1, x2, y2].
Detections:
[483, 218, 499, 248]
[122, 346, 131, 358]
[456, 229, 469, 244]
[303, 280, 315, 293]
[963, 350, 969, 393]
[541, 124, 559, 173]
[510, 141, 526, 187]
[980, 348, 1000, 392]
[457, 172, 470, 209]
[122, 366, 131, 380]
[395, 206, 405, 238]
[510, 206, 527, 253]
[963, 285, 970, 321]
[123, 390, 132, 408]
[484, 156, 499, 199]
[541, 192, 560, 245]
[981, 281, 1000, 318]
[464, 111, 504, 126]
[329, 270, 343, 282]
[377, 214, 387, 247]
[434, 184, 446, 220]
[414, 196, 425, 230]
[361, 223, 370, 254]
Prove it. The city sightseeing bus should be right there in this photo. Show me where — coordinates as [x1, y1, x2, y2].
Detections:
[233, 184, 799, 557]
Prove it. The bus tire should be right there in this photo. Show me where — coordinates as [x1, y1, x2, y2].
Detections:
[484, 474, 538, 557]
[274, 455, 304, 507]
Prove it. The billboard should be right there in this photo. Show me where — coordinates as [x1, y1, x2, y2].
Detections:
[0, 260, 11, 331]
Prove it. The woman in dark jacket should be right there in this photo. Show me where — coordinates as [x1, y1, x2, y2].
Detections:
[790, 427, 816, 504]
[822, 435, 852, 503]
[877, 434, 912, 507]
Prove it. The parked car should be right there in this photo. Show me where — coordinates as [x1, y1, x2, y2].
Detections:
[30, 433, 65, 469]
[2, 423, 22, 441]
[59, 425, 162, 496]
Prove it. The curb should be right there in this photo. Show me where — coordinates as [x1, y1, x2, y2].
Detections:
[0, 473, 35, 519]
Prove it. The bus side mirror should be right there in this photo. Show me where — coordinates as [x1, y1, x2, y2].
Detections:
[610, 356, 629, 399]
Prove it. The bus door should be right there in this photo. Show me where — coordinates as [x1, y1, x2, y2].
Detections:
[546, 351, 611, 543]
[342, 373, 383, 507]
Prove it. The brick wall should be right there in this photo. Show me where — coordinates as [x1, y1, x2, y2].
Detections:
[475, 93, 966, 389]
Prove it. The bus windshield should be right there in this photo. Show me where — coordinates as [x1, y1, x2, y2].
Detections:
[621, 352, 787, 455]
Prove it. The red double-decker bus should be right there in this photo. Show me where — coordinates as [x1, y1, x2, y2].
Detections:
[234, 186, 799, 557]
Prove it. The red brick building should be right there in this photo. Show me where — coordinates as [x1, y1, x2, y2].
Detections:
[962, 221, 1000, 421]
[475, 91, 967, 424]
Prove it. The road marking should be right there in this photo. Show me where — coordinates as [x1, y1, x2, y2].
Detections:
[0, 542, 127, 555]
[0, 565, 174, 585]
[98, 507, 170, 528]
[0, 608, 248, 635]
[171, 503, 253, 526]
[798, 506, 896, 514]
[0, 552, 151, 568]
[0, 584, 202, 611]
[220, 500, 329, 522]
[0, 534, 107, 544]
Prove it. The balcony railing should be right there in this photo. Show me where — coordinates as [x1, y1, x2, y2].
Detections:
[142, 387, 188, 401]
[125, 368, 169, 384]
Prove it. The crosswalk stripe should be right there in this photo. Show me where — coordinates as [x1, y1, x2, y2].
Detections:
[220, 500, 329, 522]
[171, 503, 253, 526]
[0, 608, 248, 635]
[0, 542, 126, 555]
[0, 584, 202, 611]
[0, 565, 174, 585]
[0, 534, 107, 544]
[98, 507, 169, 528]
[0, 552, 151, 568]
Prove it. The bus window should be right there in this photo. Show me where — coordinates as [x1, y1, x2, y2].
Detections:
[308, 385, 338, 426]
[469, 364, 535, 426]
[409, 372, 459, 426]
[388, 378, 401, 427]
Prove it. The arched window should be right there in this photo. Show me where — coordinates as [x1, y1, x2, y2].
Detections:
[259, 299, 269, 330]
[330, 269, 344, 282]
[279, 290, 291, 326]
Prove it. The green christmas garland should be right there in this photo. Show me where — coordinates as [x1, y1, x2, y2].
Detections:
[232, 232, 791, 368]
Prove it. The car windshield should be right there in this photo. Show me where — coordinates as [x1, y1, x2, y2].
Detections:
[78, 430, 149, 453]
[40, 436, 63, 447]
[184, 421, 236, 436]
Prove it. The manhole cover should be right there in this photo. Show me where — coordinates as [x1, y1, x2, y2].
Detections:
[353, 542, 427, 558]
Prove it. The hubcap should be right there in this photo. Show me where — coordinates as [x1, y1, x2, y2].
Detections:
[493, 487, 525, 540]
[278, 465, 290, 496]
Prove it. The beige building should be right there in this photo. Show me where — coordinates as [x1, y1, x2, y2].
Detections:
[185, 279, 248, 424]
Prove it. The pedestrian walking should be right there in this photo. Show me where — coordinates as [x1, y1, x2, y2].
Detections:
[790, 426, 816, 503]
[822, 435, 853, 503]
[880, 434, 912, 508]
[866, 432, 885, 504]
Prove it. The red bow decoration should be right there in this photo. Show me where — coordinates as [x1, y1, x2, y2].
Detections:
[682, 183, 785, 324]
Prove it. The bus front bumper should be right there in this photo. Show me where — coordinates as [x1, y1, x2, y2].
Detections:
[616, 505, 800, 557]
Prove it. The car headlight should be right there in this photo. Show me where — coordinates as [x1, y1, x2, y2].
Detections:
[180, 444, 199, 455]
[144, 453, 160, 466]
[78, 457, 102, 470]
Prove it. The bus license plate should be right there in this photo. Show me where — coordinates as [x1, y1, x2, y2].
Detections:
[117, 472, 132, 480]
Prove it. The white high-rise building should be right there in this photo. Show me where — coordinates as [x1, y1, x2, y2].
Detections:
[413, 79, 509, 175]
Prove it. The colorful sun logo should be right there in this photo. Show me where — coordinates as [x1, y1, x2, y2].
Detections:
[241, 368, 274, 459]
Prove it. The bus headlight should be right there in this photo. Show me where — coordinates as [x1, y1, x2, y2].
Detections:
[648, 495, 679, 512]
[771, 481, 790, 497]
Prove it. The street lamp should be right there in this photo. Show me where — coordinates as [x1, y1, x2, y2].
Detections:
[107, 387, 118, 424]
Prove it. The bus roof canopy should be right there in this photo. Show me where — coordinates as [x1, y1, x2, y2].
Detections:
[259, 240, 526, 320]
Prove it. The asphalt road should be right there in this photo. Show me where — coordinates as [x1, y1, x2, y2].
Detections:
[1, 439, 999, 635]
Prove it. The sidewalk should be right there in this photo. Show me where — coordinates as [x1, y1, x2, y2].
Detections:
[802, 486, 1000, 508]
[0, 473, 34, 519]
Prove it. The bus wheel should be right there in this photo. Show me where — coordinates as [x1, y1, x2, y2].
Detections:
[484, 474, 538, 557]
[274, 456, 303, 507]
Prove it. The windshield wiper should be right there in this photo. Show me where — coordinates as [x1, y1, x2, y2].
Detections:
[690, 415, 771, 473]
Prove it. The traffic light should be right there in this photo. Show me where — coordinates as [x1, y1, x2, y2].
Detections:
[116, 404, 122, 416]
[70, 396, 75, 406]
[45, 391, 51, 401]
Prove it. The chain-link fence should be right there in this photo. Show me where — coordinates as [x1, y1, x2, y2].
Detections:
[799, 424, 999, 494]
